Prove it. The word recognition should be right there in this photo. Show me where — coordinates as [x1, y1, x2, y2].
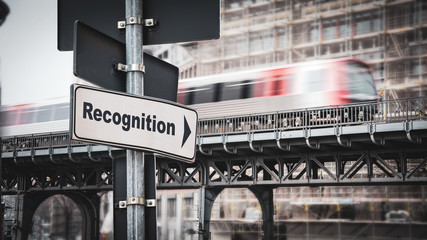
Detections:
[71, 84, 197, 162]
[82, 102, 176, 135]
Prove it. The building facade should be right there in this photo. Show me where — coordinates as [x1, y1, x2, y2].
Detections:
[151, 0, 427, 100]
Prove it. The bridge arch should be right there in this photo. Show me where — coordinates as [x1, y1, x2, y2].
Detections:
[13, 191, 100, 240]
[200, 186, 277, 240]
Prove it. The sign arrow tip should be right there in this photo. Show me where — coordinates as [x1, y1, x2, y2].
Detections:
[182, 116, 191, 148]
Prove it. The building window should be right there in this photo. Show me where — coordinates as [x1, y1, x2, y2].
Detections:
[157, 50, 169, 60]
[167, 199, 176, 217]
[183, 198, 193, 218]
[157, 199, 161, 218]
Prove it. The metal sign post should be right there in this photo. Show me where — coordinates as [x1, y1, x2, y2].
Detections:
[62, 0, 217, 238]
[126, 0, 145, 238]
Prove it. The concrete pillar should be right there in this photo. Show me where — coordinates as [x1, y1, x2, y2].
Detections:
[160, 194, 167, 240]
[176, 193, 183, 239]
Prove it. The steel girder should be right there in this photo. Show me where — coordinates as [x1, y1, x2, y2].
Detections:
[1, 129, 427, 192]
[1, 135, 427, 193]
[157, 149, 427, 189]
[1, 149, 118, 194]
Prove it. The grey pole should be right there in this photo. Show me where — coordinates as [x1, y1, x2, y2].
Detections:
[126, 0, 145, 239]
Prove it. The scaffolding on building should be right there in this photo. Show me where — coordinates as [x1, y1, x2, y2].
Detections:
[151, 0, 427, 100]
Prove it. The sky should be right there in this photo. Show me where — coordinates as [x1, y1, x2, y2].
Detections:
[0, 0, 78, 105]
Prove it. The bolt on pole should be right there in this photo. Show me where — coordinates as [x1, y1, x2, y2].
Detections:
[126, 0, 145, 239]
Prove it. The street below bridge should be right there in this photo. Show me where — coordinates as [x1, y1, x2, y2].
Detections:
[210, 220, 427, 240]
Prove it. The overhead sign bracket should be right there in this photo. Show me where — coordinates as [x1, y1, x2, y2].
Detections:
[116, 63, 146, 73]
[117, 17, 157, 29]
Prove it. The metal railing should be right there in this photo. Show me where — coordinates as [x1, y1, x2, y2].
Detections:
[198, 97, 427, 136]
[2, 132, 85, 153]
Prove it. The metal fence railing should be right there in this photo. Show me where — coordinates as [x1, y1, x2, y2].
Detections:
[2, 131, 85, 153]
[197, 97, 427, 136]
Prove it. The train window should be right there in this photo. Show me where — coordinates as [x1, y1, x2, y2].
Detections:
[300, 69, 325, 93]
[185, 87, 195, 105]
[167, 199, 176, 217]
[252, 79, 266, 98]
[213, 83, 222, 102]
[192, 86, 216, 104]
[177, 91, 185, 104]
[221, 80, 253, 101]
[35, 107, 53, 123]
[18, 109, 36, 125]
[52, 104, 70, 121]
[264, 69, 291, 96]
[0, 110, 18, 127]
[278, 72, 295, 95]
[241, 80, 253, 99]
[273, 78, 281, 95]
[0, 112, 5, 127]
[347, 61, 376, 97]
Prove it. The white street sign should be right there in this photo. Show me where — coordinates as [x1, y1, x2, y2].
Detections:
[70, 84, 197, 162]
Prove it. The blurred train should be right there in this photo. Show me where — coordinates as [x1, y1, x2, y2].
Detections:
[0, 97, 70, 138]
[0, 58, 377, 138]
[177, 58, 377, 119]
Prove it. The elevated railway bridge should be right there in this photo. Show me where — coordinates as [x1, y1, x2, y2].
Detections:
[1, 97, 427, 239]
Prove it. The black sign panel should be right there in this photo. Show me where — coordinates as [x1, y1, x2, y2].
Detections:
[58, 0, 220, 51]
[73, 21, 178, 102]
[58, 0, 124, 51]
[142, 0, 220, 45]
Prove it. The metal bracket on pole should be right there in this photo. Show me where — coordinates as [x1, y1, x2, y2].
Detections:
[119, 198, 157, 208]
[118, 201, 127, 208]
[117, 63, 145, 73]
[146, 199, 156, 207]
[119, 197, 146, 208]
[118, 17, 157, 29]
[127, 197, 145, 206]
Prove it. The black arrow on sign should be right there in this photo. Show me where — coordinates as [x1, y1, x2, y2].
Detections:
[182, 116, 191, 148]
